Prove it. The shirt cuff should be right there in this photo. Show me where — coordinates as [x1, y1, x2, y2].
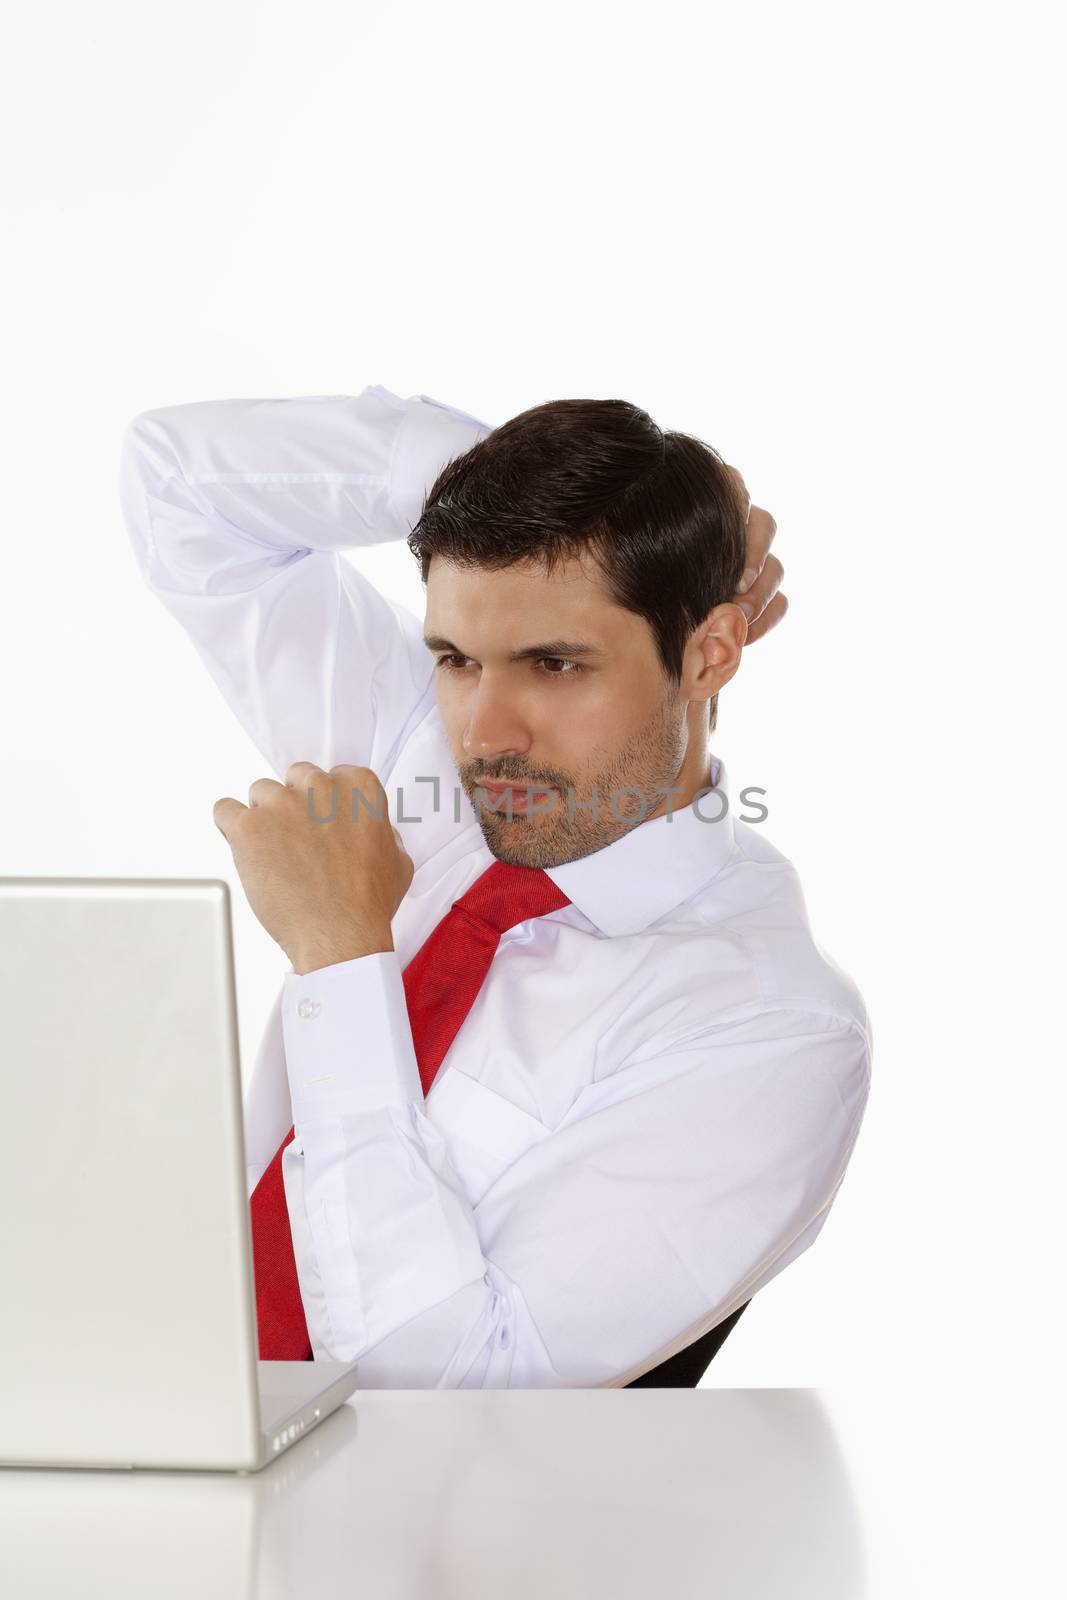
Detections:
[281, 951, 425, 1123]
[387, 392, 494, 534]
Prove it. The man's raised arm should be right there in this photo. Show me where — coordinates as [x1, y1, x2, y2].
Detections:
[117, 387, 494, 779]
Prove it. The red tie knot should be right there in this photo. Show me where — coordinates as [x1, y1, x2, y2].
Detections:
[453, 858, 572, 936]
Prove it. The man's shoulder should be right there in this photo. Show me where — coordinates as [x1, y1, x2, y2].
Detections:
[670, 814, 870, 1043]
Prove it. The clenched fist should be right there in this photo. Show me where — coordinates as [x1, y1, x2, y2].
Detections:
[212, 761, 414, 975]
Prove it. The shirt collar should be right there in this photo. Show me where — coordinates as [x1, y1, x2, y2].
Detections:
[543, 754, 735, 936]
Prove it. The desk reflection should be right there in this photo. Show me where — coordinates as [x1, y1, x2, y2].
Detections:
[0, 1390, 864, 1599]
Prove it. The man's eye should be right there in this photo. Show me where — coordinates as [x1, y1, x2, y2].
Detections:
[435, 655, 584, 678]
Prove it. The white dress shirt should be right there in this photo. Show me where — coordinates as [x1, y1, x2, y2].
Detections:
[118, 386, 872, 1388]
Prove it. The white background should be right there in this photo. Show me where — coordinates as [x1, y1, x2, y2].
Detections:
[0, 2, 1062, 1589]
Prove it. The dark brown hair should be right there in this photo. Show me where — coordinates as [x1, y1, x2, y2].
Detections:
[406, 398, 747, 731]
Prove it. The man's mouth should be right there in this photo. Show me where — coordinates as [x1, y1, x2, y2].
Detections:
[475, 780, 554, 812]
[479, 780, 533, 796]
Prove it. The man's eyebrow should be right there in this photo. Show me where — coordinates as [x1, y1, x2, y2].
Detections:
[422, 633, 608, 662]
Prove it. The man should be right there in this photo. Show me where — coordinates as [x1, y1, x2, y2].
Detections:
[118, 385, 871, 1388]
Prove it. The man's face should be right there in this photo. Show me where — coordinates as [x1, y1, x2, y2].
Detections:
[423, 552, 694, 869]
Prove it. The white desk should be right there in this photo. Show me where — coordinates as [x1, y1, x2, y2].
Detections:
[0, 1387, 1041, 1597]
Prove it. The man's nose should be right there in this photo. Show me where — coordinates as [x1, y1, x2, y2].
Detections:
[461, 678, 532, 760]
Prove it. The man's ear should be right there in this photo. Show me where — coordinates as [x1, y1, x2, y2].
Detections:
[686, 602, 748, 703]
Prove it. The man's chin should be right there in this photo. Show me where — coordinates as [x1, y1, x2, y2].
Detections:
[477, 813, 554, 865]
[477, 811, 538, 842]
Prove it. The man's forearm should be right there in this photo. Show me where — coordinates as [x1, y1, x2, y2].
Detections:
[290, 919, 395, 976]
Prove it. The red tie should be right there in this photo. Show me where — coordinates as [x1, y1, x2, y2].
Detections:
[250, 859, 572, 1360]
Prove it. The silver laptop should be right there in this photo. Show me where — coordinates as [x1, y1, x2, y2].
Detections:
[0, 876, 359, 1473]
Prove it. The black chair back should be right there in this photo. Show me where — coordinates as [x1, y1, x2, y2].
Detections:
[624, 1299, 750, 1388]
